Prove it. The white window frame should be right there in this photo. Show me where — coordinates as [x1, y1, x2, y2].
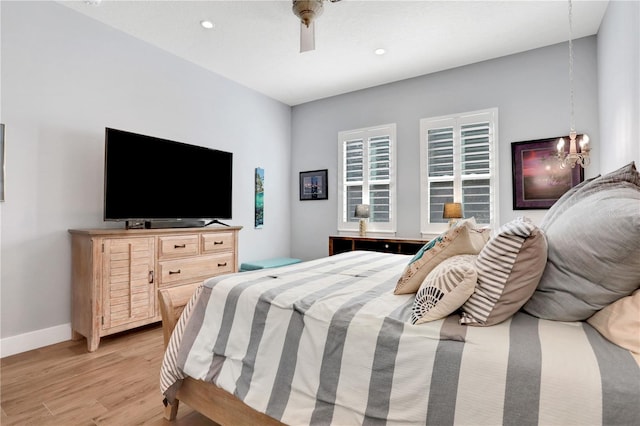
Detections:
[337, 123, 397, 235]
[419, 108, 499, 237]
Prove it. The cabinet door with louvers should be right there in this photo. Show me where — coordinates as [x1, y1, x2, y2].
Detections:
[101, 237, 155, 329]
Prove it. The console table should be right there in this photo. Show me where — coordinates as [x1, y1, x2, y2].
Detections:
[329, 235, 428, 256]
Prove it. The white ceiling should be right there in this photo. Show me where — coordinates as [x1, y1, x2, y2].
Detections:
[58, 0, 609, 106]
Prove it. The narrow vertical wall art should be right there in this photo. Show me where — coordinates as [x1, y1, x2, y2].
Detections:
[0, 123, 5, 202]
[255, 167, 264, 228]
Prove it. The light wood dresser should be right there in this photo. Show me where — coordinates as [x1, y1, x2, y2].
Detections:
[69, 226, 241, 351]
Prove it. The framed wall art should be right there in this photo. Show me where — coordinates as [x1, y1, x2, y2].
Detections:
[299, 169, 328, 201]
[511, 136, 584, 209]
[0, 123, 4, 202]
[255, 167, 264, 228]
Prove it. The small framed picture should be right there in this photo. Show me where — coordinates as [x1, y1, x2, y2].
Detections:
[299, 169, 328, 201]
[511, 136, 584, 209]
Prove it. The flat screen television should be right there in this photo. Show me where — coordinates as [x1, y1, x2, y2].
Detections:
[104, 127, 232, 227]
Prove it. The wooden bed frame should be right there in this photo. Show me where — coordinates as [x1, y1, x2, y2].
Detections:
[158, 284, 284, 425]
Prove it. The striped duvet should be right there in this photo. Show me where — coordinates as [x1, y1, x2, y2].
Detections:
[160, 251, 640, 425]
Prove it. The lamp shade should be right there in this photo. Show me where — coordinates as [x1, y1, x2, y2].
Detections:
[354, 204, 370, 219]
[443, 202, 463, 219]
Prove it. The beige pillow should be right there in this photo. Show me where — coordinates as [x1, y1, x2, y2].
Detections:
[587, 289, 640, 362]
[411, 255, 477, 324]
[460, 217, 547, 326]
[394, 219, 490, 295]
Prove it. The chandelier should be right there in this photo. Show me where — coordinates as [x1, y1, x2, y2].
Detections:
[556, 0, 590, 169]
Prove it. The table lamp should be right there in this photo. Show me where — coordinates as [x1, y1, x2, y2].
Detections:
[354, 204, 370, 237]
[443, 202, 463, 228]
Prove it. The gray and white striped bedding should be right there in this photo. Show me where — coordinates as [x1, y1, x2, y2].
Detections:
[160, 250, 640, 425]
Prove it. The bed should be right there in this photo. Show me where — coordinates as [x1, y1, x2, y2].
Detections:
[159, 162, 640, 425]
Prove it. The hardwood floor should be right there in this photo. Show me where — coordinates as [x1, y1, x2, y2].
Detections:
[0, 324, 217, 425]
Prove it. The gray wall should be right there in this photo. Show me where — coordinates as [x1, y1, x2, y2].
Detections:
[598, 0, 640, 171]
[0, 1, 292, 344]
[290, 37, 600, 261]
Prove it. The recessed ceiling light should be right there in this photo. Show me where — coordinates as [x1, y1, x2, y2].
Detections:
[374, 48, 386, 56]
[200, 20, 214, 30]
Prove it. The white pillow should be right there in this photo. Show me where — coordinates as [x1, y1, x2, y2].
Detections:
[395, 218, 489, 295]
[411, 255, 477, 324]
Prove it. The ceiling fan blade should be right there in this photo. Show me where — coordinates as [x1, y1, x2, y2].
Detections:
[300, 21, 315, 52]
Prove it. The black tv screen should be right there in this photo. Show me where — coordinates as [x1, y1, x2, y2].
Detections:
[104, 128, 232, 222]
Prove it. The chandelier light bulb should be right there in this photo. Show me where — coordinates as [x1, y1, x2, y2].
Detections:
[200, 20, 214, 29]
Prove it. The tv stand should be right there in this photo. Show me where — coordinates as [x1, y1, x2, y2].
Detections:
[125, 220, 146, 229]
[204, 219, 230, 227]
[125, 220, 229, 229]
[144, 220, 207, 229]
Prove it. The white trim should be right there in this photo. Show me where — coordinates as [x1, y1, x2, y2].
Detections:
[1, 323, 72, 358]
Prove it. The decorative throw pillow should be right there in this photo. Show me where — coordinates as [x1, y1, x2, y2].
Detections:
[460, 217, 547, 326]
[394, 219, 490, 295]
[411, 255, 478, 324]
[587, 289, 640, 361]
[524, 163, 640, 321]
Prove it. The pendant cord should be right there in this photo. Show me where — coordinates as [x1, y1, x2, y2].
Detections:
[568, 0, 575, 133]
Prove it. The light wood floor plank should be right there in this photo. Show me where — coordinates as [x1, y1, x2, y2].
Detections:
[1, 324, 217, 425]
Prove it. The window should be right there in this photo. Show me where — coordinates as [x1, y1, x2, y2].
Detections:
[338, 124, 396, 234]
[419, 108, 499, 235]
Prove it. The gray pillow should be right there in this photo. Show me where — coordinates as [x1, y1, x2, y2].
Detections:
[538, 174, 599, 229]
[523, 164, 640, 321]
[540, 161, 639, 230]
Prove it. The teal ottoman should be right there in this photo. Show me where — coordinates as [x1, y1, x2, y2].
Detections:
[240, 257, 302, 272]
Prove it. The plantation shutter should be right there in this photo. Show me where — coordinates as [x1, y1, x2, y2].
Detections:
[420, 108, 498, 234]
[368, 135, 391, 223]
[460, 122, 491, 224]
[345, 139, 364, 223]
[427, 126, 455, 223]
[338, 124, 396, 233]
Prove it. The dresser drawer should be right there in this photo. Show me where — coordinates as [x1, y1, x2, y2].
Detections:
[158, 234, 199, 259]
[158, 253, 234, 286]
[202, 232, 234, 253]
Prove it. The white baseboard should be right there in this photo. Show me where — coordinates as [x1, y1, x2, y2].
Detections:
[1, 323, 72, 358]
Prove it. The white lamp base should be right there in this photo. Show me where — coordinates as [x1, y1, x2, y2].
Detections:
[359, 219, 367, 236]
